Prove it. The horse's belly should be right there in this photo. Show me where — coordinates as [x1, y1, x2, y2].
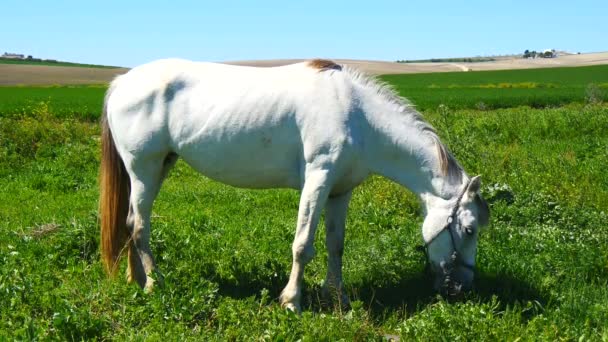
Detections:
[192, 159, 301, 189]
[176, 135, 303, 190]
[202, 166, 300, 189]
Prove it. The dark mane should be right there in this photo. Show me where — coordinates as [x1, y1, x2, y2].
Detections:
[307, 59, 342, 71]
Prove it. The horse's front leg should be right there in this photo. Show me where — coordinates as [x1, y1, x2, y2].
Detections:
[280, 169, 332, 313]
[322, 190, 352, 309]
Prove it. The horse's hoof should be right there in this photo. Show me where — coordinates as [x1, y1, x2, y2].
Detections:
[143, 282, 154, 293]
[321, 284, 351, 310]
[282, 302, 301, 314]
[143, 276, 156, 293]
[153, 270, 165, 288]
[279, 288, 302, 314]
[143, 269, 165, 293]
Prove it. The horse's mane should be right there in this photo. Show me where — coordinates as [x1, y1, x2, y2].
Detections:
[337, 63, 464, 182]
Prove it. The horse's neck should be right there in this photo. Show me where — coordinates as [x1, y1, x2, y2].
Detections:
[363, 107, 464, 201]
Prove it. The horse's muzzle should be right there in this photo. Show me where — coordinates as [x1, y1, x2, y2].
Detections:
[433, 262, 474, 297]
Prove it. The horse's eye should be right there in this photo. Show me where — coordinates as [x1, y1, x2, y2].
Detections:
[465, 227, 474, 236]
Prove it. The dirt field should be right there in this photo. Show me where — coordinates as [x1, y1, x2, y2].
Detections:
[0, 64, 128, 85]
[227, 52, 608, 74]
[1, 52, 607, 85]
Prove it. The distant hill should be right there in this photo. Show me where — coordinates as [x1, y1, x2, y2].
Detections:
[228, 52, 608, 74]
[0, 57, 120, 69]
[1, 52, 607, 85]
[0, 64, 128, 85]
[396, 57, 497, 63]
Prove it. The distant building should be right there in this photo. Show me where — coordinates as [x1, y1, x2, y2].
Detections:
[2, 52, 25, 59]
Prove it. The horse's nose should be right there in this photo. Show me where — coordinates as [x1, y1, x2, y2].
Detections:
[434, 266, 474, 296]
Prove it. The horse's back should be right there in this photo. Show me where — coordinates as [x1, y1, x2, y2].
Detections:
[107, 59, 361, 190]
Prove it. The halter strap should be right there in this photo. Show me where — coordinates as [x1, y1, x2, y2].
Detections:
[424, 179, 475, 272]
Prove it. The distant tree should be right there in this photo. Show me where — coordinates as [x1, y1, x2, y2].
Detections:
[26, 55, 33, 60]
[523, 50, 531, 58]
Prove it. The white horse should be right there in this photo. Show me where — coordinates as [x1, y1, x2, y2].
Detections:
[100, 58, 489, 312]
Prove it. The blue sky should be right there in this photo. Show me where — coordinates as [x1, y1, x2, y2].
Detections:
[1, 0, 606, 67]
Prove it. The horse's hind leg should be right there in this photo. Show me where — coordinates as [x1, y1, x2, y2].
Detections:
[125, 153, 177, 291]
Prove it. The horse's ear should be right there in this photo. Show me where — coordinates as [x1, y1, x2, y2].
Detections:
[467, 175, 482, 196]
[476, 194, 490, 227]
[466, 176, 490, 226]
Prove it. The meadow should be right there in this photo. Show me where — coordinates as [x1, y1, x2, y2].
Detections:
[1, 64, 606, 121]
[382, 64, 608, 110]
[0, 85, 105, 120]
[0, 66, 607, 340]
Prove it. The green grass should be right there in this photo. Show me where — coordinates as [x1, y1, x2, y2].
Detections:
[0, 85, 106, 121]
[0, 57, 120, 69]
[1, 71, 608, 339]
[382, 65, 608, 110]
[1, 65, 605, 123]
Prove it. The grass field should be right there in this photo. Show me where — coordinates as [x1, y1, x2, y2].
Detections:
[1, 65, 606, 121]
[382, 64, 608, 110]
[1, 66, 607, 340]
[0, 85, 105, 121]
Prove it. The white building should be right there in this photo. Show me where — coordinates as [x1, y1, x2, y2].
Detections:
[2, 52, 25, 59]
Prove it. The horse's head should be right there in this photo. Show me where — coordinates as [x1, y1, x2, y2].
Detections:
[422, 175, 490, 296]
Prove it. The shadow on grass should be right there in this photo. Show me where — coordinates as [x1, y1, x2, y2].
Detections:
[216, 275, 287, 300]
[210, 258, 547, 322]
[214, 267, 547, 322]
[212, 262, 289, 300]
[341, 271, 548, 320]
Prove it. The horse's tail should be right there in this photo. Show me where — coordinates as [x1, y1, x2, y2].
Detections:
[99, 85, 130, 276]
